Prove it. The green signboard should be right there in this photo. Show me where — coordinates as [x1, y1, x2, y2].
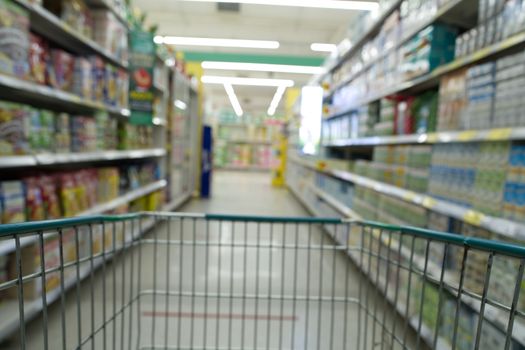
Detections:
[129, 30, 155, 125]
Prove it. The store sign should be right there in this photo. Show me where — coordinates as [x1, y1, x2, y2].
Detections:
[129, 30, 155, 125]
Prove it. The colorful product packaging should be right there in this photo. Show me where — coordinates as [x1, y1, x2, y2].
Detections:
[0, 180, 25, 224]
[0, 0, 30, 79]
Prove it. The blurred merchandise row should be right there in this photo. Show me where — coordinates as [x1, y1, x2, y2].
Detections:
[0, 161, 160, 224]
[0, 101, 154, 155]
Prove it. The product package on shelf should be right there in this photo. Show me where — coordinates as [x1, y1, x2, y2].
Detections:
[0, 0, 30, 79]
[0, 101, 30, 155]
[0, 180, 25, 224]
[463, 62, 495, 130]
[437, 69, 468, 131]
[43, 0, 93, 39]
[92, 9, 128, 62]
[29, 33, 48, 84]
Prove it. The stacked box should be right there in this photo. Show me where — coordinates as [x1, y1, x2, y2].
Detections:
[0, 0, 30, 79]
[463, 62, 495, 130]
[494, 51, 525, 127]
[437, 69, 468, 131]
[400, 24, 457, 80]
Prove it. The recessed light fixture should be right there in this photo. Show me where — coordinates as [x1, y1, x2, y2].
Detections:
[310, 43, 337, 53]
[201, 76, 294, 87]
[267, 85, 287, 116]
[224, 83, 243, 116]
[201, 61, 325, 75]
[154, 36, 279, 49]
[181, 0, 379, 11]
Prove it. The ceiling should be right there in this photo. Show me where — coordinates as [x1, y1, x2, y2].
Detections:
[134, 0, 370, 117]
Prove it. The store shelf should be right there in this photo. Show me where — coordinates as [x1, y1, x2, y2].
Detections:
[326, 0, 468, 98]
[0, 149, 166, 169]
[289, 154, 525, 240]
[0, 180, 166, 256]
[216, 139, 272, 145]
[162, 191, 192, 212]
[323, 0, 403, 77]
[325, 29, 525, 118]
[308, 184, 359, 219]
[215, 165, 272, 171]
[79, 180, 166, 215]
[15, 0, 128, 69]
[324, 127, 525, 147]
[0, 74, 130, 117]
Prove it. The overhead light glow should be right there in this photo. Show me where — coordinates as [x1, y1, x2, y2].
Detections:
[181, 0, 379, 11]
[201, 61, 325, 75]
[154, 36, 279, 49]
[310, 43, 337, 53]
[224, 83, 243, 117]
[267, 85, 287, 116]
[202, 76, 294, 87]
[174, 99, 187, 110]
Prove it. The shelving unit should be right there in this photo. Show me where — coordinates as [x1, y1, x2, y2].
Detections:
[324, 127, 525, 147]
[0, 0, 201, 342]
[289, 154, 525, 240]
[289, 0, 525, 346]
[0, 149, 166, 169]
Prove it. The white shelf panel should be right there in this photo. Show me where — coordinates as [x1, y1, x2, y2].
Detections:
[289, 154, 525, 241]
[0, 149, 166, 169]
[79, 180, 166, 216]
[325, 127, 525, 147]
[0, 74, 129, 117]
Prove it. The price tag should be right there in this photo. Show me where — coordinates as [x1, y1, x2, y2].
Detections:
[463, 210, 485, 226]
[422, 196, 436, 209]
[402, 191, 417, 202]
[457, 130, 477, 142]
[486, 128, 512, 141]
[426, 133, 438, 143]
[472, 47, 490, 62]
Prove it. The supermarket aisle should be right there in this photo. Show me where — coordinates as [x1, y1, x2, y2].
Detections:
[9, 171, 419, 350]
[180, 170, 308, 216]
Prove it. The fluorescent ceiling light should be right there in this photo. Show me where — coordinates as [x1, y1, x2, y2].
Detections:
[267, 85, 287, 116]
[202, 76, 294, 87]
[181, 0, 378, 11]
[310, 43, 337, 52]
[224, 83, 243, 117]
[174, 99, 187, 110]
[154, 36, 279, 49]
[201, 61, 325, 75]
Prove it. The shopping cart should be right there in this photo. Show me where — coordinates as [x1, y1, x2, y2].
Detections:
[0, 212, 524, 350]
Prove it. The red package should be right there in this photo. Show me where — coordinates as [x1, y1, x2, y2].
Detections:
[394, 96, 415, 135]
[47, 49, 75, 91]
[38, 176, 62, 219]
[29, 33, 48, 84]
[24, 177, 46, 221]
